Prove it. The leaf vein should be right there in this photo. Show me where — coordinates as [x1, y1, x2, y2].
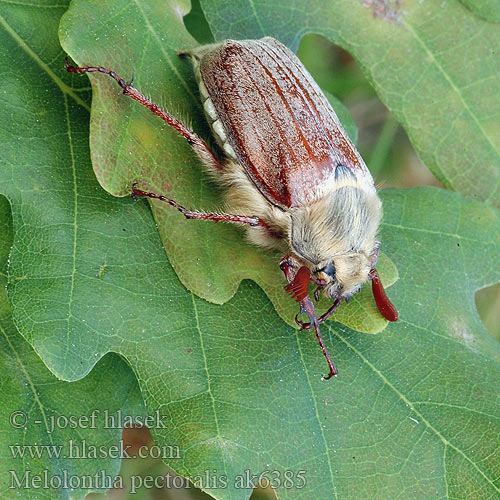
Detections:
[335, 329, 500, 493]
[295, 330, 339, 500]
[0, 13, 90, 111]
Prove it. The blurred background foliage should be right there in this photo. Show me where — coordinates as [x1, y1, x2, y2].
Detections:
[87, 1, 499, 499]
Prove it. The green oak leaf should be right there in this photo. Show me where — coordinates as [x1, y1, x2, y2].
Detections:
[2, 1, 500, 499]
[459, 0, 500, 22]
[58, 0, 394, 334]
[0, 319, 146, 499]
[0, 197, 11, 319]
[0, 195, 145, 499]
[185, 0, 217, 44]
[200, 0, 500, 209]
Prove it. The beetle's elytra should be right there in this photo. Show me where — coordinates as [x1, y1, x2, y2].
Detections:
[66, 37, 398, 380]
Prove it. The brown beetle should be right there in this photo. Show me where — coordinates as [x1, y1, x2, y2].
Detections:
[66, 37, 398, 380]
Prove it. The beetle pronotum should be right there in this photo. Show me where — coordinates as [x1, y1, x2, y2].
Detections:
[66, 37, 398, 380]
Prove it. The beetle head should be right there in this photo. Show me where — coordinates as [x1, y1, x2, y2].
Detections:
[312, 240, 381, 298]
[312, 252, 372, 299]
[290, 186, 382, 300]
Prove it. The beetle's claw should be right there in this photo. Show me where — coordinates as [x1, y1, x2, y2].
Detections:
[130, 182, 140, 201]
[295, 313, 312, 330]
[321, 368, 338, 381]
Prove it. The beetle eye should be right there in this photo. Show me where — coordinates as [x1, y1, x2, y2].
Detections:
[319, 261, 336, 280]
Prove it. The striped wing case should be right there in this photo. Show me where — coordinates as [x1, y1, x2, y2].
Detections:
[199, 37, 371, 210]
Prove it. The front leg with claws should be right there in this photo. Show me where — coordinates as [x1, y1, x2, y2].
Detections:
[280, 255, 338, 379]
[294, 298, 343, 331]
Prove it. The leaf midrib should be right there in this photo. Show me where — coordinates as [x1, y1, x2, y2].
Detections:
[190, 291, 232, 500]
[399, 17, 500, 201]
[0, 12, 90, 111]
[0, 322, 64, 486]
[295, 330, 339, 500]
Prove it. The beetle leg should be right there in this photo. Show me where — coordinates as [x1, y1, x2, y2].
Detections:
[294, 298, 342, 330]
[280, 257, 338, 379]
[318, 299, 342, 323]
[65, 59, 223, 172]
[132, 185, 263, 226]
[294, 313, 311, 330]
